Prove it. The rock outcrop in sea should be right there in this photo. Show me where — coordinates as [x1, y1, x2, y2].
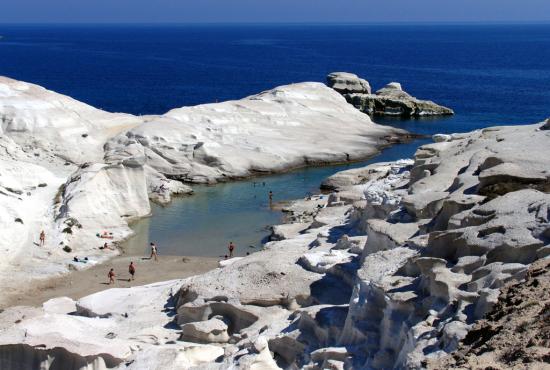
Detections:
[1, 120, 548, 369]
[327, 72, 454, 117]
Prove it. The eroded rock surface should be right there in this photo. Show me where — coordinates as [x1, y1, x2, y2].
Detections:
[159, 122, 547, 369]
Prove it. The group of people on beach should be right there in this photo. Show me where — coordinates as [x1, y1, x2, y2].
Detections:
[108, 261, 136, 284]
[38, 190, 276, 285]
[107, 242, 159, 284]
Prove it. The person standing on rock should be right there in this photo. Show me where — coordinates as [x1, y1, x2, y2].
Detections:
[108, 268, 115, 284]
[128, 262, 136, 281]
[39, 230, 45, 246]
[228, 241, 235, 258]
[150, 242, 158, 261]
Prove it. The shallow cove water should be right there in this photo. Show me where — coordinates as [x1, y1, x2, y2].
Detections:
[123, 135, 431, 257]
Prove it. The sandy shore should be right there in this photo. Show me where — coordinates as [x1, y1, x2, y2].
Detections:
[3, 255, 218, 308]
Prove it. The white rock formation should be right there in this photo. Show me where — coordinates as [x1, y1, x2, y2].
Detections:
[0, 76, 402, 307]
[0, 76, 139, 163]
[7, 121, 540, 369]
[180, 317, 230, 343]
[2, 77, 546, 369]
[0, 77, 146, 304]
[105, 82, 404, 184]
[326, 72, 372, 94]
[0, 280, 226, 370]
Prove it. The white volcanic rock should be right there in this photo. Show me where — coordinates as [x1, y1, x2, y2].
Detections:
[432, 133, 452, 142]
[336, 123, 550, 369]
[381, 82, 402, 91]
[42, 297, 77, 315]
[405, 124, 550, 220]
[0, 76, 402, 307]
[177, 233, 321, 307]
[270, 222, 311, 241]
[0, 76, 141, 163]
[105, 82, 402, 183]
[326, 72, 372, 94]
[5, 76, 549, 370]
[218, 257, 244, 268]
[180, 317, 230, 343]
[0, 279, 231, 370]
[311, 205, 350, 228]
[0, 78, 145, 306]
[0, 150, 152, 305]
[172, 122, 548, 369]
[125, 345, 225, 370]
[321, 159, 413, 191]
[2, 122, 549, 369]
[55, 163, 151, 251]
[244, 336, 281, 370]
[298, 249, 354, 274]
[146, 167, 193, 204]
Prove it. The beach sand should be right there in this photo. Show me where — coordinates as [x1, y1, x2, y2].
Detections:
[3, 255, 218, 308]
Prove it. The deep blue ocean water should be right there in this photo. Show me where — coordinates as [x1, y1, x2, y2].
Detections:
[1, 24, 549, 256]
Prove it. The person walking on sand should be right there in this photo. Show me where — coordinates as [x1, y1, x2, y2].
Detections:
[108, 268, 115, 284]
[228, 241, 235, 258]
[150, 242, 158, 261]
[128, 262, 136, 281]
[39, 230, 45, 246]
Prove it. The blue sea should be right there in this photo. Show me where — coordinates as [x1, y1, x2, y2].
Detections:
[1, 24, 549, 256]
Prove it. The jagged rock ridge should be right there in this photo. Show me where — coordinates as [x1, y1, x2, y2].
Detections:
[1, 121, 548, 368]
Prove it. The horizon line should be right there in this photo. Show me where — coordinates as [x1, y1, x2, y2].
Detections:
[1, 20, 550, 27]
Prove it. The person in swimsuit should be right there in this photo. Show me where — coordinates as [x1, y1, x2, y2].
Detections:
[228, 241, 235, 258]
[128, 262, 136, 281]
[39, 230, 45, 246]
[150, 242, 158, 261]
[108, 268, 115, 284]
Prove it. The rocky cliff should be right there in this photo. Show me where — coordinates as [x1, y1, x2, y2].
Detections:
[1, 121, 547, 369]
[170, 121, 550, 368]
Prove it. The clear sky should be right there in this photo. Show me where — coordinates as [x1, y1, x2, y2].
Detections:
[1, 0, 550, 24]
